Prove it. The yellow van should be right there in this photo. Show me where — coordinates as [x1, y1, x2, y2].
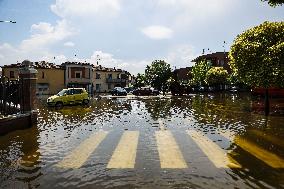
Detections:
[47, 88, 89, 107]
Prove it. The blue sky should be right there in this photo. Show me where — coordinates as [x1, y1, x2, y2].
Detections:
[0, 0, 283, 75]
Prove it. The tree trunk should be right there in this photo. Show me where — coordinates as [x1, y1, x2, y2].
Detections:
[264, 88, 270, 116]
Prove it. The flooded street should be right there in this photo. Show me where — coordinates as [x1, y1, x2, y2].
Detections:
[0, 93, 283, 189]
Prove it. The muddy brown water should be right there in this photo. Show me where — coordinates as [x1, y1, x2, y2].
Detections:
[0, 93, 283, 189]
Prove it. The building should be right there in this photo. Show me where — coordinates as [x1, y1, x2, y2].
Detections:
[191, 52, 231, 73]
[61, 62, 93, 93]
[93, 65, 132, 93]
[173, 67, 192, 83]
[34, 61, 65, 95]
[2, 61, 133, 95]
[1, 61, 65, 95]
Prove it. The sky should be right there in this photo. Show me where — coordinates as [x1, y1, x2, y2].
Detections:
[0, 0, 283, 75]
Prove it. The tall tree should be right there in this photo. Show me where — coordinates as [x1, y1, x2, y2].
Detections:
[206, 67, 228, 86]
[145, 60, 172, 94]
[229, 21, 284, 115]
[191, 60, 211, 86]
[261, 0, 284, 6]
[134, 73, 146, 88]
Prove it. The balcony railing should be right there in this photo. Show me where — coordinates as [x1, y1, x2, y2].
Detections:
[106, 78, 126, 83]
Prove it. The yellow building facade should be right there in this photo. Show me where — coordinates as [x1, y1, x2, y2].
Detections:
[2, 61, 65, 95]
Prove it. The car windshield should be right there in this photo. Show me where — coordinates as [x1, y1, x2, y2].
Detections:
[57, 89, 67, 96]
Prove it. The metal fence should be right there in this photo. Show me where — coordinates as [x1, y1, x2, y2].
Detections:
[0, 76, 23, 116]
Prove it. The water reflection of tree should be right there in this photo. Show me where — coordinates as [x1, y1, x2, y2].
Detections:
[190, 93, 253, 127]
[142, 97, 193, 120]
[142, 98, 172, 120]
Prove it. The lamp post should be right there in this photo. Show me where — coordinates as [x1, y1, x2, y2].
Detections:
[0, 20, 16, 23]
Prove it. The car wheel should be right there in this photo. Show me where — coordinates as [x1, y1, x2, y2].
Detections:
[83, 99, 89, 105]
[55, 102, 63, 108]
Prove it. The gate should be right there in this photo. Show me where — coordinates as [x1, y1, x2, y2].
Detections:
[0, 76, 23, 116]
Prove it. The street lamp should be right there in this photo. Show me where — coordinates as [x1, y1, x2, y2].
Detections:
[0, 20, 16, 23]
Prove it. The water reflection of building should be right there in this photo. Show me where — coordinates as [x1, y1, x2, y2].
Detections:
[0, 123, 41, 187]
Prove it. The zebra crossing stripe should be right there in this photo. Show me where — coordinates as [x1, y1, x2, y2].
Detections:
[248, 129, 284, 148]
[234, 136, 284, 168]
[56, 131, 108, 169]
[155, 131, 188, 169]
[219, 131, 284, 168]
[107, 131, 139, 169]
[187, 130, 241, 168]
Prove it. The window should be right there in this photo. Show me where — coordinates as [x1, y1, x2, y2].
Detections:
[73, 89, 83, 94]
[108, 83, 111, 90]
[67, 89, 74, 95]
[207, 60, 212, 66]
[108, 74, 112, 79]
[220, 60, 224, 66]
[75, 72, 81, 78]
[96, 84, 101, 91]
[117, 74, 120, 79]
[96, 73, 101, 79]
[42, 71, 45, 79]
[10, 71, 15, 78]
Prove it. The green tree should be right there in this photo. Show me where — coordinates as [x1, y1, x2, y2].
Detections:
[134, 73, 146, 88]
[145, 60, 172, 94]
[206, 67, 228, 86]
[229, 21, 284, 115]
[191, 60, 211, 86]
[261, 0, 284, 6]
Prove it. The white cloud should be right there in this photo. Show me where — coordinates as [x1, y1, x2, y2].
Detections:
[165, 45, 198, 68]
[20, 20, 75, 51]
[64, 41, 75, 47]
[0, 20, 75, 66]
[50, 0, 121, 18]
[31, 22, 54, 34]
[155, 0, 235, 29]
[71, 51, 150, 75]
[141, 25, 173, 40]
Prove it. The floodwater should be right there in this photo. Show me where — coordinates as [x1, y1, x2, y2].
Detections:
[0, 93, 283, 189]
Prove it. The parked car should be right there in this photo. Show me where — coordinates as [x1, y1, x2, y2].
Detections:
[47, 88, 89, 107]
[124, 87, 134, 93]
[133, 87, 159, 96]
[198, 86, 208, 92]
[111, 87, 127, 96]
[230, 86, 239, 92]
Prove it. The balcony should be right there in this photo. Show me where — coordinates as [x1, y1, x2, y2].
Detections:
[106, 78, 126, 83]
